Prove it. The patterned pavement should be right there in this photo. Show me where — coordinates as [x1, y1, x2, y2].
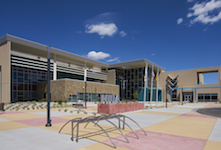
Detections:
[0, 103, 221, 150]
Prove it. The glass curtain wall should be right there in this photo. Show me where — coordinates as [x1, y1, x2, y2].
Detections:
[11, 66, 52, 102]
[116, 67, 157, 100]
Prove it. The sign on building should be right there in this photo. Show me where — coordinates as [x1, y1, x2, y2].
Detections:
[101, 94, 120, 104]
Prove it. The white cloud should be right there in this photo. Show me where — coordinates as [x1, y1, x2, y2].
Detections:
[85, 23, 118, 38]
[119, 31, 127, 37]
[106, 57, 120, 62]
[152, 53, 155, 56]
[187, 0, 195, 2]
[87, 51, 110, 60]
[187, 0, 221, 24]
[177, 18, 183, 24]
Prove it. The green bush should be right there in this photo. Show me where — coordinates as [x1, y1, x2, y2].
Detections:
[58, 100, 63, 105]
[64, 109, 68, 112]
[133, 90, 139, 99]
[189, 99, 193, 103]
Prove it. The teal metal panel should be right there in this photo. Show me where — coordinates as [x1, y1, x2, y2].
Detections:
[138, 88, 161, 101]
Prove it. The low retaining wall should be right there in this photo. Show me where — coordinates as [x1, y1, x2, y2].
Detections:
[98, 103, 144, 114]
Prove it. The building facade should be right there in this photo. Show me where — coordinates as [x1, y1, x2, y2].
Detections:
[0, 34, 220, 103]
[159, 67, 221, 103]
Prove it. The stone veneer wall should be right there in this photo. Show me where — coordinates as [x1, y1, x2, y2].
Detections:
[50, 79, 119, 101]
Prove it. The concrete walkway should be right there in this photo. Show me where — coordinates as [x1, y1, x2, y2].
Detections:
[0, 103, 221, 150]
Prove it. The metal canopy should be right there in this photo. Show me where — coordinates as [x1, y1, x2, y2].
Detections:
[59, 114, 147, 148]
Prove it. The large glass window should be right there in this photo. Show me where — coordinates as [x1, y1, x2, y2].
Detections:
[198, 93, 218, 102]
[11, 66, 52, 102]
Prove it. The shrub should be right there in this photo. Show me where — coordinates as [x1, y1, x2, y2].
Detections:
[58, 109, 61, 111]
[70, 111, 73, 113]
[84, 111, 87, 115]
[77, 110, 80, 114]
[64, 109, 68, 112]
[133, 90, 139, 99]
[58, 100, 62, 105]
[92, 112, 96, 116]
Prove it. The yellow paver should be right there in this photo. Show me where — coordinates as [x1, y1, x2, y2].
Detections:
[0, 121, 30, 131]
[0, 113, 45, 121]
[203, 140, 221, 150]
[77, 143, 129, 150]
[186, 111, 200, 115]
[172, 106, 194, 110]
[19, 109, 47, 112]
[57, 114, 91, 120]
[144, 116, 217, 139]
[137, 110, 181, 116]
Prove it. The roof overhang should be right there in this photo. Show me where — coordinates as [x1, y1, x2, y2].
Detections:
[0, 34, 109, 68]
[0, 34, 166, 71]
[109, 59, 166, 71]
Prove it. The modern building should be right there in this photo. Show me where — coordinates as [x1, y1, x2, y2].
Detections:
[159, 67, 221, 103]
[0, 34, 220, 103]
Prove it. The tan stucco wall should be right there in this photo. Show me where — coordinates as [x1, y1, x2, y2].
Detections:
[199, 73, 204, 84]
[0, 41, 11, 103]
[106, 69, 116, 84]
[40, 79, 119, 101]
[159, 67, 221, 102]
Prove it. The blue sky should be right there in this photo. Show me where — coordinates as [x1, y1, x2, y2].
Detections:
[0, 0, 220, 83]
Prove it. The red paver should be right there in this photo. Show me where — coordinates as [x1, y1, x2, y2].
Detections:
[14, 117, 70, 126]
[103, 130, 206, 150]
[0, 111, 23, 115]
[180, 114, 217, 119]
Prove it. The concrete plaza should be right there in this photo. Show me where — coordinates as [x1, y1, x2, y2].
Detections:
[0, 103, 221, 150]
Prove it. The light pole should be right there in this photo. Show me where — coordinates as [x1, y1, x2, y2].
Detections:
[166, 85, 167, 108]
[182, 85, 183, 105]
[45, 46, 51, 127]
[84, 81, 87, 109]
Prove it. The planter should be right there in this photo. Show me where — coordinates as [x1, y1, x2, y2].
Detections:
[98, 102, 144, 114]
[118, 103, 126, 113]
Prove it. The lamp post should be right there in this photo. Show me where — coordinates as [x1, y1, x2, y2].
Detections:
[45, 46, 51, 127]
[84, 81, 87, 109]
[182, 85, 183, 105]
[166, 85, 167, 108]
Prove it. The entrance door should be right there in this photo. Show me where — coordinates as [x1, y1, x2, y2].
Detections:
[184, 94, 191, 102]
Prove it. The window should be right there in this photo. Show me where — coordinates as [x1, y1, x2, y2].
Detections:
[205, 94, 210, 100]
[198, 94, 203, 101]
[212, 94, 217, 99]
[198, 93, 218, 102]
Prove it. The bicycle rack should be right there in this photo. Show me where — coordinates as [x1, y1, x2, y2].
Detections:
[59, 114, 146, 148]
